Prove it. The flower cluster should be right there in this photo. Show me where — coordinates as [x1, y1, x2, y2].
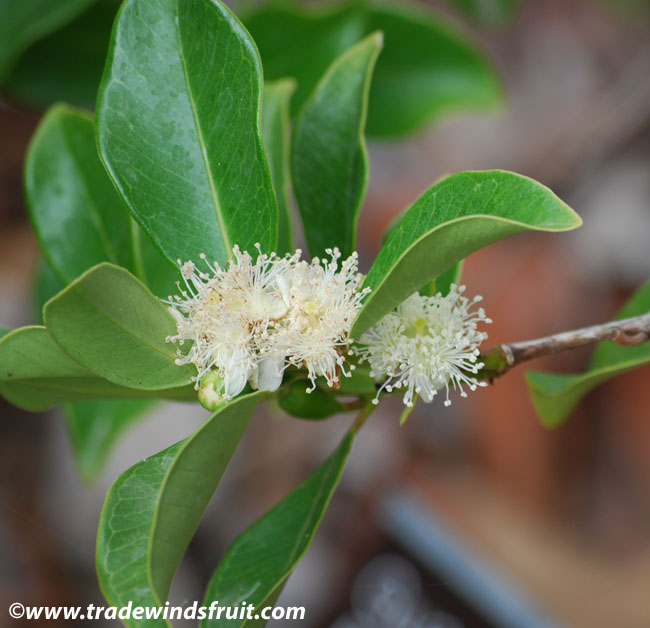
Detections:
[355, 285, 491, 408]
[165, 245, 368, 407]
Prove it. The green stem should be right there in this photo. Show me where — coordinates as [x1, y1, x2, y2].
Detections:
[350, 399, 376, 434]
[340, 398, 366, 411]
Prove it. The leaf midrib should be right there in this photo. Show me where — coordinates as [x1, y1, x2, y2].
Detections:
[532, 356, 650, 398]
[174, 1, 231, 257]
[70, 282, 179, 364]
[0, 378, 153, 395]
[60, 115, 121, 266]
[242, 437, 350, 625]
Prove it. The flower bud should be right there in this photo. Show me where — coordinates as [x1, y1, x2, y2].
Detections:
[198, 370, 226, 412]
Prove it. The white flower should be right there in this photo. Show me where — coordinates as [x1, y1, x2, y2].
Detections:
[165, 245, 367, 405]
[165, 245, 297, 402]
[356, 285, 491, 408]
[270, 248, 369, 390]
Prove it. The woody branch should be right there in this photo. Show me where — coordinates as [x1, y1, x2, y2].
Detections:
[478, 312, 650, 380]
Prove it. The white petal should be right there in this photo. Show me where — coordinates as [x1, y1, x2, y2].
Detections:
[277, 275, 291, 308]
[224, 361, 251, 398]
[256, 355, 284, 392]
[266, 294, 289, 319]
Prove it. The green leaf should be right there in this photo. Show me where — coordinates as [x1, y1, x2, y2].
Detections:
[527, 280, 650, 428]
[26, 104, 179, 300]
[363, 3, 503, 136]
[26, 104, 135, 283]
[0, 0, 94, 82]
[33, 260, 159, 481]
[0, 328, 9, 340]
[97, 392, 264, 626]
[201, 432, 353, 627]
[2, 0, 116, 108]
[133, 223, 182, 299]
[33, 258, 65, 324]
[244, 2, 366, 118]
[96, 0, 278, 267]
[245, 1, 502, 137]
[351, 171, 582, 338]
[0, 326, 189, 411]
[292, 33, 382, 258]
[44, 263, 194, 390]
[64, 398, 157, 482]
[381, 202, 463, 299]
[262, 80, 296, 256]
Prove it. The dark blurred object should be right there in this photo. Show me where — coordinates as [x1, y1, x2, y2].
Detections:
[329, 489, 561, 628]
[331, 553, 482, 628]
[2, 0, 117, 110]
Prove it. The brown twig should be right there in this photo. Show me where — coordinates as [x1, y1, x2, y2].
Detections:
[478, 312, 650, 380]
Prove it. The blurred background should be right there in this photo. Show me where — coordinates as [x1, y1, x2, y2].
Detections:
[1, 0, 650, 626]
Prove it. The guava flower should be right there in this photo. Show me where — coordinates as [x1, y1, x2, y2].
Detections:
[355, 285, 491, 408]
[165, 245, 367, 405]
[274, 248, 370, 390]
[165, 245, 298, 400]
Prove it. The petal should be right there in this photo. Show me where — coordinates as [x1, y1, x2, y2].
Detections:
[224, 359, 251, 398]
[277, 275, 291, 307]
[256, 355, 285, 392]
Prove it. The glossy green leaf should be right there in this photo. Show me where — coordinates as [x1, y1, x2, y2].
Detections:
[0, 328, 9, 340]
[64, 398, 157, 482]
[381, 203, 463, 299]
[278, 380, 344, 420]
[26, 104, 135, 283]
[201, 432, 353, 627]
[26, 105, 179, 298]
[0, 326, 189, 411]
[245, 1, 502, 137]
[527, 280, 650, 428]
[3, 0, 116, 108]
[262, 80, 296, 255]
[351, 171, 582, 338]
[96, 0, 278, 267]
[0, 0, 94, 82]
[44, 263, 194, 390]
[292, 33, 382, 258]
[97, 392, 264, 626]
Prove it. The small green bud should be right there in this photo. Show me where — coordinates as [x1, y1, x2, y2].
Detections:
[278, 381, 343, 420]
[198, 371, 226, 412]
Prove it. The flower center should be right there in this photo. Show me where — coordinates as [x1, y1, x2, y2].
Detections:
[403, 317, 429, 338]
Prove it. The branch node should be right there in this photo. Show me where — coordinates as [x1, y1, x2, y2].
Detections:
[501, 343, 515, 366]
[612, 329, 649, 347]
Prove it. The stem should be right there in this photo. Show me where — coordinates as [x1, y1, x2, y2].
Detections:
[340, 398, 365, 411]
[479, 311, 650, 380]
[351, 399, 377, 434]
